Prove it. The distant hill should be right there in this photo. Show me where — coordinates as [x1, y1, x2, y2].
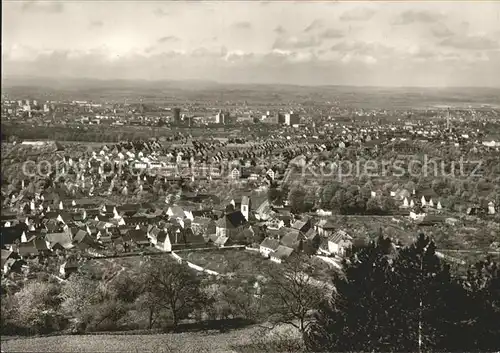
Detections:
[2, 76, 500, 109]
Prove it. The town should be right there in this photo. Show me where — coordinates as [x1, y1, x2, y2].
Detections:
[2, 90, 500, 348]
[2, 0, 500, 351]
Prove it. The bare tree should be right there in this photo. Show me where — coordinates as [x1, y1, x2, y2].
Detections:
[262, 255, 331, 337]
[140, 256, 209, 329]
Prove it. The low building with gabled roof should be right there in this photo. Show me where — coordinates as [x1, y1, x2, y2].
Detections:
[260, 237, 280, 258]
[270, 245, 295, 264]
[319, 229, 353, 257]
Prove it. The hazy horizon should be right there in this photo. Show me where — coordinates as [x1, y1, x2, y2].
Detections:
[4, 75, 500, 91]
[3, 1, 500, 87]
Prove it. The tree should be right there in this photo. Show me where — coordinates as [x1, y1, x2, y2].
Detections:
[140, 257, 209, 329]
[205, 276, 262, 323]
[263, 255, 329, 339]
[11, 280, 64, 334]
[457, 259, 500, 351]
[320, 182, 341, 209]
[268, 185, 285, 205]
[288, 185, 307, 214]
[59, 272, 105, 332]
[306, 234, 463, 352]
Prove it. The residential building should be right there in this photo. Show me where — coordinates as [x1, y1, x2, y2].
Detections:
[270, 245, 295, 264]
[319, 229, 353, 257]
[259, 237, 280, 258]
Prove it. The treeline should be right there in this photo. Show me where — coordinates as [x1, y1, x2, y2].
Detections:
[1, 124, 162, 143]
[285, 182, 396, 215]
[282, 174, 500, 216]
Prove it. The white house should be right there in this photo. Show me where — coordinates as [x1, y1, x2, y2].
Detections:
[320, 230, 353, 257]
[230, 168, 241, 180]
[259, 237, 280, 258]
[488, 201, 496, 215]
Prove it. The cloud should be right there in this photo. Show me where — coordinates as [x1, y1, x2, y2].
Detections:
[4, 45, 500, 87]
[21, 1, 64, 13]
[304, 19, 324, 33]
[393, 10, 444, 25]
[232, 21, 252, 30]
[340, 53, 377, 65]
[340, 8, 375, 21]
[158, 36, 179, 43]
[440, 35, 499, 51]
[319, 28, 344, 39]
[262, 49, 317, 65]
[331, 40, 394, 56]
[89, 20, 104, 29]
[273, 35, 321, 50]
[430, 24, 453, 38]
[405, 45, 436, 60]
[274, 26, 286, 34]
[225, 50, 254, 62]
[191, 46, 227, 58]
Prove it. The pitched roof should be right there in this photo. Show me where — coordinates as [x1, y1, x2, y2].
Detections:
[183, 229, 205, 244]
[304, 228, 318, 240]
[168, 206, 187, 219]
[1, 249, 14, 268]
[33, 237, 50, 251]
[271, 245, 294, 260]
[280, 229, 304, 248]
[156, 230, 169, 243]
[291, 219, 309, 231]
[1, 226, 25, 247]
[214, 235, 229, 246]
[260, 237, 280, 251]
[256, 199, 272, 215]
[73, 229, 89, 243]
[46, 232, 74, 249]
[327, 229, 352, 243]
[18, 241, 39, 256]
[316, 219, 336, 229]
[216, 211, 247, 229]
[128, 229, 149, 243]
[241, 195, 250, 205]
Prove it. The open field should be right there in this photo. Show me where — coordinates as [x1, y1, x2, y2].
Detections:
[80, 255, 150, 279]
[0, 323, 302, 353]
[182, 249, 270, 276]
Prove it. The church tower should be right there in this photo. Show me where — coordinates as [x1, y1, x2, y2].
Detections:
[241, 196, 251, 221]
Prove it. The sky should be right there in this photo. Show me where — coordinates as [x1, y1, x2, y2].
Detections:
[2, 0, 500, 87]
